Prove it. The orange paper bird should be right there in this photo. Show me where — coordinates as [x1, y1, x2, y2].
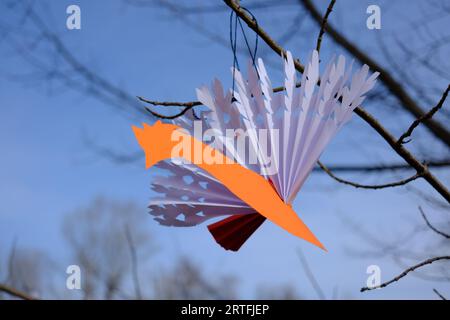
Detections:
[133, 121, 325, 250]
[133, 50, 379, 251]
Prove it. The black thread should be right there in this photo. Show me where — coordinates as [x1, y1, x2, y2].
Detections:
[240, 6, 259, 69]
[229, 5, 259, 103]
[230, 10, 239, 102]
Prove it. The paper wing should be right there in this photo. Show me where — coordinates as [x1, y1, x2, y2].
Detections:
[148, 160, 254, 227]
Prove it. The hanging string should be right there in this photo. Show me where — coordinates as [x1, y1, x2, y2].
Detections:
[238, 7, 259, 69]
[229, 5, 259, 103]
[230, 10, 239, 102]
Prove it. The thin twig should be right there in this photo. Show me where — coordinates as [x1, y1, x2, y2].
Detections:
[24, 8, 149, 118]
[0, 283, 36, 300]
[317, 161, 422, 189]
[137, 96, 202, 108]
[144, 105, 194, 120]
[360, 256, 450, 292]
[315, 0, 336, 53]
[6, 239, 17, 284]
[125, 226, 142, 300]
[297, 248, 326, 299]
[312, 159, 450, 173]
[419, 206, 450, 239]
[397, 85, 450, 144]
[137, 96, 201, 119]
[137, 83, 300, 118]
[433, 288, 447, 300]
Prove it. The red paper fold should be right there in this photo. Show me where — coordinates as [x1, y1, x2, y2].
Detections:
[207, 213, 266, 251]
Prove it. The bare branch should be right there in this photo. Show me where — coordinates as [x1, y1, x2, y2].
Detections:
[398, 85, 450, 144]
[0, 283, 37, 300]
[137, 96, 202, 108]
[354, 107, 450, 203]
[137, 96, 201, 119]
[433, 288, 447, 300]
[312, 159, 450, 173]
[137, 79, 302, 118]
[299, 0, 450, 148]
[144, 106, 194, 120]
[315, 0, 336, 53]
[6, 239, 17, 284]
[3, 4, 151, 120]
[419, 206, 450, 239]
[360, 256, 450, 292]
[297, 248, 326, 299]
[125, 226, 142, 300]
[317, 161, 423, 189]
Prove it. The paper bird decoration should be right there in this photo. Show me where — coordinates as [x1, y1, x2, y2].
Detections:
[134, 50, 379, 251]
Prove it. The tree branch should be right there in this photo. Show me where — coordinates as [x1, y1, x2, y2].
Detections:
[353, 107, 450, 203]
[315, 0, 336, 53]
[297, 248, 326, 299]
[312, 159, 450, 173]
[299, 0, 450, 148]
[419, 206, 450, 239]
[137, 96, 202, 108]
[137, 80, 303, 117]
[0, 283, 36, 300]
[433, 288, 447, 300]
[125, 226, 142, 300]
[360, 256, 450, 292]
[317, 161, 422, 189]
[397, 85, 450, 144]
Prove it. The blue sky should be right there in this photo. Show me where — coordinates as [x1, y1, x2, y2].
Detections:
[0, 0, 449, 299]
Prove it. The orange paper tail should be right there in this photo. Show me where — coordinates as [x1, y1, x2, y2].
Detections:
[207, 213, 266, 251]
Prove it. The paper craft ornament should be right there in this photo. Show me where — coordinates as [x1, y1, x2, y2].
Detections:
[140, 50, 379, 251]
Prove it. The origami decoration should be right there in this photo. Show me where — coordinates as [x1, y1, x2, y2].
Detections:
[137, 50, 379, 251]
